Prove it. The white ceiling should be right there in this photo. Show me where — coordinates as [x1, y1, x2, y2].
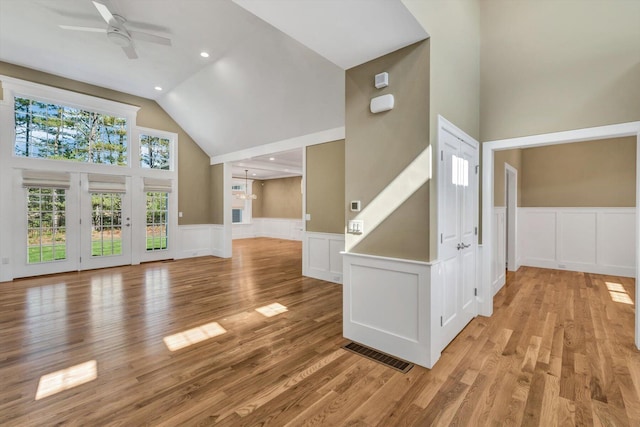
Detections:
[232, 148, 302, 180]
[0, 0, 427, 158]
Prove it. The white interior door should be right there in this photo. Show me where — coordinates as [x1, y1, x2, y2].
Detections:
[439, 128, 478, 347]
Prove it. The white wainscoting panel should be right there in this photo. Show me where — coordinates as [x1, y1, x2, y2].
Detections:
[492, 208, 506, 295]
[176, 225, 212, 258]
[519, 208, 635, 277]
[233, 218, 303, 241]
[343, 252, 441, 369]
[303, 232, 344, 284]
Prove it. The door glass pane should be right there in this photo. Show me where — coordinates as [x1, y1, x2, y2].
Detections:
[91, 193, 123, 257]
[27, 188, 66, 263]
[146, 192, 168, 251]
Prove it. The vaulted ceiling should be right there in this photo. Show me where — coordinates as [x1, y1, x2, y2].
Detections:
[0, 0, 427, 158]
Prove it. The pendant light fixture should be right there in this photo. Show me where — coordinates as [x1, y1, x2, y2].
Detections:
[235, 169, 257, 200]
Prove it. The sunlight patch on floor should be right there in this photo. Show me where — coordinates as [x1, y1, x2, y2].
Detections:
[163, 321, 227, 351]
[605, 282, 634, 305]
[35, 360, 97, 400]
[255, 302, 288, 317]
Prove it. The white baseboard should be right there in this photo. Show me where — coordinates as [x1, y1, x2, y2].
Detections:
[303, 232, 344, 284]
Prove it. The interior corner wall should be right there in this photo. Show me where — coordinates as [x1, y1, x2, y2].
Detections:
[210, 164, 224, 224]
[251, 180, 264, 218]
[493, 149, 522, 207]
[480, 0, 640, 142]
[401, 0, 481, 257]
[345, 40, 430, 261]
[254, 176, 302, 219]
[521, 137, 637, 207]
[0, 61, 212, 225]
[306, 139, 345, 234]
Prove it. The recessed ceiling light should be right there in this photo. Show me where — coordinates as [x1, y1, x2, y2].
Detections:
[252, 173, 256, 176]
[154, 86, 163, 91]
[200, 51, 210, 58]
[269, 157, 275, 161]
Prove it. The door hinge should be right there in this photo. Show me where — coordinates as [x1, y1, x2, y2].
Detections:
[474, 288, 478, 296]
[441, 150, 443, 161]
[440, 233, 443, 244]
[79, 256, 82, 263]
[475, 165, 480, 174]
[79, 218, 82, 225]
[440, 316, 443, 327]
[474, 226, 478, 236]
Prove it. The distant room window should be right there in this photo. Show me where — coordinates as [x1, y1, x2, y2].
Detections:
[140, 134, 171, 170]
[14, 97, 128, 165]
[232, 209, 242, 223]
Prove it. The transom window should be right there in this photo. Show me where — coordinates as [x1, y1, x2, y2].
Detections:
[140, 134, 171, 170]
[14, 96, 128, 165]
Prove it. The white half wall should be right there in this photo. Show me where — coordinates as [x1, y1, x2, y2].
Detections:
[493, 207, 506, 295]
[303, 232, 344, 284]
[519, 208, 635, 277]
[343, 252, 441, 369]
[175, 224, 226, 259]
[232, 218, 303, 241]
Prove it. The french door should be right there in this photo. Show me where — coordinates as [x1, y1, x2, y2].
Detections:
[439, 128, 479, 347]
[79, 174, 132, 270]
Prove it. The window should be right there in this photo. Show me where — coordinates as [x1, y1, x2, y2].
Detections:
[27, 188, 66, 263]
[14, 97, 128, 165]
[146, 192, 168, 251]
[231, 179, 253, 224]
[140, 134, 170, 170]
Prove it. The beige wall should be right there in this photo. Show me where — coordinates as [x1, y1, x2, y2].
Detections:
[480, 0, 640, 141]
[494, 149, 522, 207]
[521, 137, 636, 207]
[210, 164, 224, 225]
[402, 1, 481, 257]
[306, 140, 345, 234]
[253, 176, 302, 219]
[346, 40, 430, 261]
[251, 180, 264, 218]
[0, 61, 212, 225]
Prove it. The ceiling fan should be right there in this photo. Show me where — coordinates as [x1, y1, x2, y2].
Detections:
[59, 1, 171, 59]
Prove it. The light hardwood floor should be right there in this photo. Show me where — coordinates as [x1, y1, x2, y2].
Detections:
[1, 238, 638, 426]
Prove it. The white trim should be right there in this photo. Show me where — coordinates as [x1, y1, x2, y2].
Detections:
[482, 121, 640, 350]
[0, 75, 140, 116]
[504, 163, 518, 272]
[222, 162, 233, 258]
[210, 127, 345, 165]
[340, 251, 436, 267]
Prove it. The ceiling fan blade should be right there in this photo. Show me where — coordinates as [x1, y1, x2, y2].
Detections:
[59, 25, 106, 33]
[122, 44, 138, 59]
[129, 30, 172, 46]
[92, 1, 116, 25]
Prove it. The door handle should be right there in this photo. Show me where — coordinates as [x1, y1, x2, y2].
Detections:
[125, 223, 131, 227]
[457, 243, 471, 250]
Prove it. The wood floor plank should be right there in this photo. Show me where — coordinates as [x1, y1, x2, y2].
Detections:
[0, 242, 638, 426]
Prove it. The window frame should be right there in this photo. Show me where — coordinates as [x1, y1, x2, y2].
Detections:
[137, 127, 177, 172]
[1, 76, 140, 170]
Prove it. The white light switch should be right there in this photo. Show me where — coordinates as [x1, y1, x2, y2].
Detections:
[348, 220, 364, 235]
[178, 212, 183, 218]
[305, 213, 311, 220]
